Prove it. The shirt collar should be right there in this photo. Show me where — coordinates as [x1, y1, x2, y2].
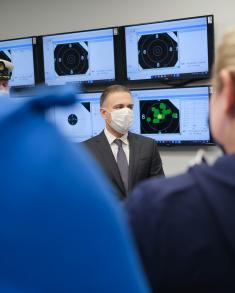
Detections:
[104, 127, 129, 145]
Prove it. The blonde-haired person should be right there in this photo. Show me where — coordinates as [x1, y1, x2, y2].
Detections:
[126, 28, 235, 293]
[210, 28, 235, 153]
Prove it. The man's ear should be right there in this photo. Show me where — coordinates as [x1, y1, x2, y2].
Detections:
[100, 108, 107, 119]
[220, 69, 235, 116]
[0, 81, 9, 92]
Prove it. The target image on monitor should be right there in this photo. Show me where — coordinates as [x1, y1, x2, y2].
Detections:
[138, 32, 178, 70]
[42, 28, 117, 86]
[0, 50, 11, 62]
[67, 113, 78, 125]
[0, 37, 36, 88]
[47, 92, 105, 142]
[54, 42, 89, 76]
[130, 86, 213, 145]
[140, 99, 179, 134]
[124, 15, 214, 82]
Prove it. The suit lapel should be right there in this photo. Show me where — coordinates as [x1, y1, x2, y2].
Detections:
[128, 132, 141, 191]
[95, 131, 126, 194]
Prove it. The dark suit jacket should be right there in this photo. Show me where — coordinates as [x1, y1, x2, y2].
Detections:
[83, 131, 164, 198]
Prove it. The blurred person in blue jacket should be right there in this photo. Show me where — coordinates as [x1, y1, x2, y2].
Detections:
[126, 27, 235, 293]
[0, 87, 149, 293]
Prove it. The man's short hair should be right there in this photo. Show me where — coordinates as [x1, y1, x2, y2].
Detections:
[0, 59, 14, 81]
[100, 85, 131, 107]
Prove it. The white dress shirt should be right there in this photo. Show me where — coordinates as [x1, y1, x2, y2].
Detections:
[104, 127, 130, 165]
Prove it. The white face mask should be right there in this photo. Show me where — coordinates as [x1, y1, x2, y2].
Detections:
[109, 107, 133, 134]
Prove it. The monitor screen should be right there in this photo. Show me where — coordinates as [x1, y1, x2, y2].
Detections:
[48, 92, 105, 142]
[130, 86, 212, 145]
[42, 28, 117, 86]
[0, 37, 36, 88]
[47, 86, 212, 145]
[124, 15, 214, 82]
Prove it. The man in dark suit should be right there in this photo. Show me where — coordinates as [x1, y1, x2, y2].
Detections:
[84, 85, 164, 199]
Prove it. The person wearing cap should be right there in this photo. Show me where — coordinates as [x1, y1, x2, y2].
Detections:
[0, 58, 13, 93]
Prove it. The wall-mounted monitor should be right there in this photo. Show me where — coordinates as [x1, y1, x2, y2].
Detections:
[130, 86, 213, 145]
[42, 27, 120, 86]
[123, 15, 214, 83]
[0, 37, 37, 88]
[48, 92, 105, 142]
[47, 86, 212, 146]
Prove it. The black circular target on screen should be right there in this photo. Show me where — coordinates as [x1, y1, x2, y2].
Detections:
[54, 42, 88, 76]
[0, 50, 11, 63]
[138, 32, 178, 69]
[68, 114, 78, 126]
[140, 99, 180, 134]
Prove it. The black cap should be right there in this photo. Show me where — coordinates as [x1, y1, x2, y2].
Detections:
[0, 59, 13, 81]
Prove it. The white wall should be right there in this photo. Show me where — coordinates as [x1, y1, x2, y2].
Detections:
[1, 0, 233, 175]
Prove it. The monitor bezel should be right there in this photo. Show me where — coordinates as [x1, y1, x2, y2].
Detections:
[39, 26, 122, 87]
[120, 15, 215, 86]
[0, 36, 39, 90]
[130, 85, 214, 146]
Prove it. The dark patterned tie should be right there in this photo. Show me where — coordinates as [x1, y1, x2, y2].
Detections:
[114, 139, 129, 192]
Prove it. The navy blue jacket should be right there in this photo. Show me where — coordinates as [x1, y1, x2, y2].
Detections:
[0, 88, 149, 293]
[126, 154, 235, 293]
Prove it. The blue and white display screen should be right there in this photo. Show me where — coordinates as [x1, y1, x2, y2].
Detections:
[0, 38, 35, 87]
[130, 86, 212, 145]
[125, 16, 213, 81]
[43, 28, 116, 86]
[48, 92, 105, 142]
[47, 86, 211, 145]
